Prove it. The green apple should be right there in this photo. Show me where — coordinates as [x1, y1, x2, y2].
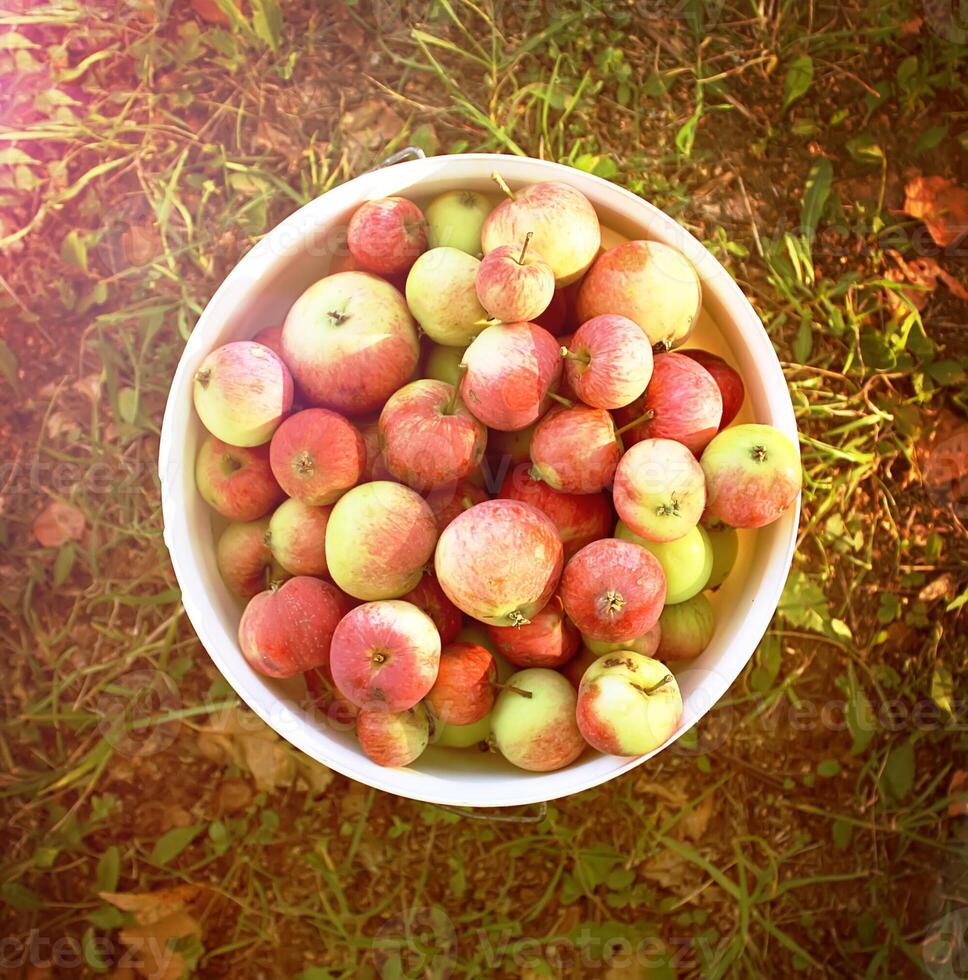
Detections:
[657, 593, 715, 662]
[424, 343, 466, 387]
[583, 624, 661, 658]
[705, 521, 739, 589]
[406, 247, 489, 347]
[434, 712, 492, 749]
[425, 189, 493, 256]
[615, 520, 712, 604]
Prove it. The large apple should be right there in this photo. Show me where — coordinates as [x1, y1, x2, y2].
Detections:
[475, 235, 555, 323]
[325, 481, 438, 600]
[330, 599, 441, 711]
[193, 341, 293, 447]
[529, 404, 621, 494]
[435, 499, 563, 627]
[681, 349, 745, 428]
[576, 652, 683, 755]
[356, 705, 432, 767]
[267, 498, 331, 577]
[216, 517, 281, 598]
[402, 572, 463, 645]
[425, 189, 492, 255]
[378, 379, 487, 491]
[346, 197, 428, 275]
[612, 438, 706, 543]
[701, 424, 801, 528]
[560, 538, 666, 642]
[562, 315, 653, 409]
[615, 520, 712, 604]
[657, 593, 715, 662]
[460, 322, 561, 431]
[425, 641, 496, 725]
[576, 240, 701, 350]
[282, 271, 419, 414]
[424, 479, 489, 532]
[195, 435, 284, 521]
[613, 352, 722, 455]
[486, 594, 579, 669]
[406, 247, 489, 347]
[482, 178, 601, 286]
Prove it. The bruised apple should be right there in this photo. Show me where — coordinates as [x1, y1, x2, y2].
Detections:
[195, 435, 284, 521]
[425, 641, 495, 725]
[561, 315, 653, 410]
[356, 705, 432, 767]
[529, 404, 620, 494]
[486, 595, 579, 669]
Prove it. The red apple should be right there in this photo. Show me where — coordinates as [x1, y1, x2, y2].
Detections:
[435, 499, 563, 627]
[613, 352, 722, 455]
[304, 666, 359, 732]
[267, 498, 331, 577]
[347, 197, 428, 276]
[534, 289, 569, 336]
[356, 705, 432, 767]
[486, 594, 579, 669]
[529, 404, 621, 494]
[282, 271, 419, 415]
[562, 315, 654, 409]
[195, 435, 285, 521]
[238, 577, 347, 678]
[460, 322, 562, 431]
[378, 379, 487, 491]
[330, 600, 441, 712]
[561, 646, 598, 691]
[216, 517, 279, 598]
[402, 572, 463, 645]
[425, 641, 496, 725]
[358, 419, 395, 482]
[424, 479, 489, 532]
[475, 235, 555, 323]
[269, 408, 365, 505]
[560, 538, 666, 642]
[252, 324, 285, 360]
[681, 349, 745, 428]
[498, 463, 612, 559]
[485, 424, 536, 471]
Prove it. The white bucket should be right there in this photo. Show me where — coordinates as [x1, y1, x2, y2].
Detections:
[159, 153, 799, 807]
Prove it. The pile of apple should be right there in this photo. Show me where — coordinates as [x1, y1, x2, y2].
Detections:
[191, 173, 801, 773]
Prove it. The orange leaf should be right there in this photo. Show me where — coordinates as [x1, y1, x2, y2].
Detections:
[903, 176, 968, 247]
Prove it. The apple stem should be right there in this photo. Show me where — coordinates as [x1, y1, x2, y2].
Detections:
[560, 346, 590, 365]
[751, 445, 768, 463]
[615, 409, 654, 436]
[442, 378, 462, 415]
[517, 232, 533, 265]
[501, 683, 533, 699]
[491, 172, 515, 200]
[194, 368, 211, 388]
[547, 391, 573, 408]
[638, 674, 674, 696]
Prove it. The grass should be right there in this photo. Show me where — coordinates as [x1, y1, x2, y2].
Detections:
[0, 0, 966, 976]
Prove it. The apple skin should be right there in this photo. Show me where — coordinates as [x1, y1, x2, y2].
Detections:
[267, 498, 331, 577]
[423, 343, 466, 387]
[425, 189, 492, 256]
[612, 438, 706, 543]
[406, 247, 489, 347]
[704, 520, 739, 589]
[216, 517, 283, 598]
[455, 623, 515, 682]
[482, 181, 601, 287]
[282, 271, 419, 415]
[613, 353, 723, 456]
[575, 240, 702, 350]
[434, 712, 492, 749]
[561, 646, 599, 691]
[269, 408, 366, 505]
[560, 538, 666, 643]
[252, 324, 285, 360]
[576, 652, 683, 756]
[681, 349, 745, 428]
[491, 668, 587, 771]
[497, 463, 612, 560]
[346, 197, 428, 275]
[357, 420, 395, 482]
[701, 424, 802, 528]
[615, 520, 712, 604]
[193, 341, 293, 447]
[583, 624, 661, 659]
[356, 704, 432, 767]
[423, 479, 489, 532]
[475, 241, 555, 323]
[330, 599, 441, 711]
[325, 481, 438, 600]
[196, 435, 285, 521]
[563, 315, 654, 410]
[425, 641, 496, 725]
[460, 322, 562, 431]
[401, 572, 463, 645]
[534, 289, 569, 337]
[486, 594, 579, 669]
[657, 593, 715, 662]
[238, 576, 347, 678]
[435, 499, 563, 627]
[529, 404, 621, 494]
[378, 379, 487, 491]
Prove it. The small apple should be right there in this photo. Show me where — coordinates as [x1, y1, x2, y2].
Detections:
[560, 538, 666, 643]
[681, 349, 745, 428]
[491, 668, 586, 771]
[612, 438, 706, 543]
[497, 463, 612, 559]
[267, 498, 331, 577]
[583, 624, 661, 659]
[325, 481, 438, 600]
[434, 712, 492, 749]
[561, 315, 653, 410]
[704, 519, 739, 589]
[423, 343, 466, 387]
[378, 379, 487, 491]
[238, 576, 347, 678]
[423, 479, 489, 532]
[561, 646, 598, 691]
[529, 404, 621, 494]
[460, 322, 562, 431]
[347, 197, 428, 275]
[486, 595, 579, 669]
[252, 324, 285, 360]
[269, 408, 365, 505]
[282, 271, 419, 414]
[425, 189, 493, 255]
[475, 234, 555, 323]
[576, 653, 683, 755]
[482, 177, 601, 287]
[406, 247, 489, 347]
[425, 641, 496, 725]
[356, 704, 432, 767]
[435, 499, 563, 627]
[193, 341, 293, 447]
[615, 520, 712, 604]
[195, 435, 285, 521]
[216, 517, 282, 598]
[330, 599, 441, 712]
[402, 572, 463, 645]
[612, 352, 722, 455]
[657, 593, 715, 662]
[576, 240, 701, 350]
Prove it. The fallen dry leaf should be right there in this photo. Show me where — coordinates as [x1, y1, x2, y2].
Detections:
[883, 249, 968, 317]
[45, 411, 82, 441]
[918, 573, 957, 604]
[339, 99, 405, 155]
[902, 176, 968, 247]
[33, 501, 85, 547]
[677, 793, 716, 842]
[639, 847, 690, 890]
[190, 0, 240, 27]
